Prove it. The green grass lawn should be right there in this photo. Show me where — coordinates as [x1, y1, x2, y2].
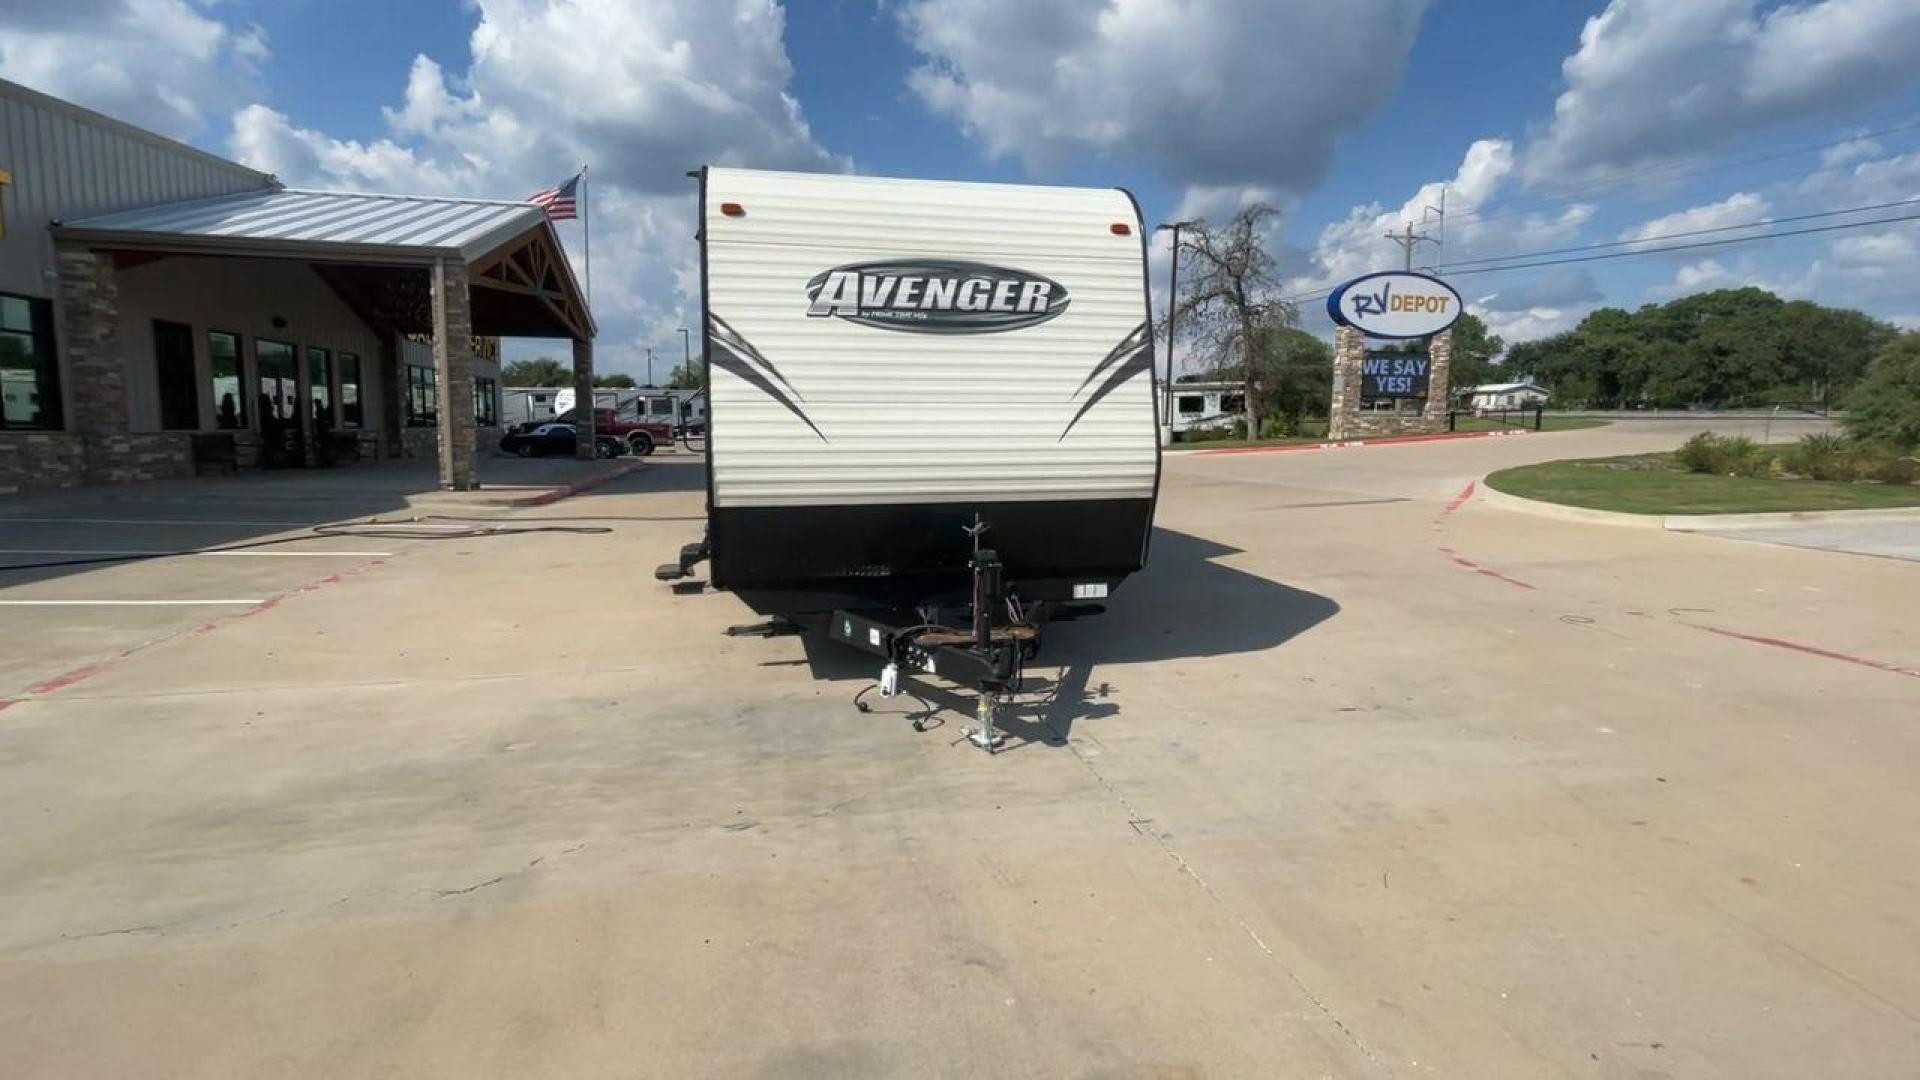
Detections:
[1486, 453, 1920, 514]
[1452, 415, 1608, 433]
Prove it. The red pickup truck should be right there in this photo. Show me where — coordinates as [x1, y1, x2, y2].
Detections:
[518, 406, 670, 455]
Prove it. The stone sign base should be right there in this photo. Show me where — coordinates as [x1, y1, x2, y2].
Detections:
[1328, 325, 1453, 441]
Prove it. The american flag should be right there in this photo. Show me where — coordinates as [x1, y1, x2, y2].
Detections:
[528, 172, 581, 221]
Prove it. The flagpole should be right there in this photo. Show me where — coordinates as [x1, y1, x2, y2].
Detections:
[581, 164, 592, 312]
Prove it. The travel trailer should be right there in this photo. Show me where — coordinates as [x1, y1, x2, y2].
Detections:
[1167, 381, 1247, 440]
[660, 167, 1160, 748]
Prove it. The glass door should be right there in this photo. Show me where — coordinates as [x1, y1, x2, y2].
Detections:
[256, 339, 299, 467]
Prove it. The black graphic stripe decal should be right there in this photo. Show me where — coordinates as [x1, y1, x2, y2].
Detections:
[707, 313, 826, 442]
[1073, 321, 1152, 397]
[708, 312, 802, 399]
[1061, 321, 1153, 440]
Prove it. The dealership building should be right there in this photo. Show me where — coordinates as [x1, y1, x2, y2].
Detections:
[0, 77, 595, 493]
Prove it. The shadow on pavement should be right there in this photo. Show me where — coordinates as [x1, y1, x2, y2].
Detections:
[786, 527, 1340, 750]
[0, 455, 652, 591]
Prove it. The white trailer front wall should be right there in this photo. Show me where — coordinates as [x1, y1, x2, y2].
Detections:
[703, 169, 1157, 509]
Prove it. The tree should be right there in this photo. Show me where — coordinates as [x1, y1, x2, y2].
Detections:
[667, 360, 706, 390]
[594, 373, 636, 388]
[1846, 333, 1920, 449]
[1446, 312, 1504, 393]
[1496, 288, 1894, 410]
[1173, 204, 1296, 428]
[500, 357, 571, 386]
[1249, 326, 1331, 423]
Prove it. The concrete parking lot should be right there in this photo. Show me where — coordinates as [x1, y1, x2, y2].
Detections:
[2, 417, 1915, 1078]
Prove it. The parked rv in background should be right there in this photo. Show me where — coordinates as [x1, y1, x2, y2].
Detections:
[517, 386, 706, 437]
[1168, 381, 1247, 440]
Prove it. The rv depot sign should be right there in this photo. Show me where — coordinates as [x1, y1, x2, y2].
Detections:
[1326, 271, 1463, 339]
[806, 258, 1070, 334]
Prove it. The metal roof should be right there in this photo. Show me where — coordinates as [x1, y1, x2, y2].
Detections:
[55, 187, 548, 263]
[1465, 381, 1547, 393]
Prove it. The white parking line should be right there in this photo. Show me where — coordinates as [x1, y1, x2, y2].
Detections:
[0, 599, 265, 606]
[0, 548, 392, 558]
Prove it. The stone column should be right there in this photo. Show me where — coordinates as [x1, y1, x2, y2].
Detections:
[431, 258, 476, 490]
[56, 245, 136, 483]
[1422, 328, 1454, 430]
[1327, 325, 1366, 441]
[572, 337, 594, 459]
[381, 328, 406, 459]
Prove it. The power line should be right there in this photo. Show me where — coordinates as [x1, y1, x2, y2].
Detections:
[1436, 195, 1920, 270]
[1285, 195, 1920, 308]
[1445, 209, 1920, 277]
[1441, 115, 1920, 231]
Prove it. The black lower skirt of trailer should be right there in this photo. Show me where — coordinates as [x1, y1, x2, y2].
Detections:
[709, 497, 1151, 614]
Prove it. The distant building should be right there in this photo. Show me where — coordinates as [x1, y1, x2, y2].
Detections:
[1459, 380, 1549, 413]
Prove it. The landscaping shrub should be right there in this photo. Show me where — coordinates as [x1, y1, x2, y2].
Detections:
[1861, 453, 1918, 485]
[1258, 416, 1291, 440]
[1718, 436, 1770, 477]
[1675, 432, 1772, 477]
[1674, 432, 1720, 474]
[1787, 431, 1856, 481]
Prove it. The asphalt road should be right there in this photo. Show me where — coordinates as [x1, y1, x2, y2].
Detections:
[2, 416, 1915, 1078]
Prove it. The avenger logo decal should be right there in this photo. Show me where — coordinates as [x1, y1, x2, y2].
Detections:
[805, 259, 1069, 334]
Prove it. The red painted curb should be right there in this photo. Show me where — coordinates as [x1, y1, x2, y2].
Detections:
[1184, 428, 1531, 457]
[518, 459, 645, 507]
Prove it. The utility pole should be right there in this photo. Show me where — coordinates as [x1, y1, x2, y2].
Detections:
[1154, 219, 1199, 432]
[1423, 185, 1446, 266]
[1385, 220, 1430, 271]
[678, 326, 691, 377]
[645, 346, 654, 387]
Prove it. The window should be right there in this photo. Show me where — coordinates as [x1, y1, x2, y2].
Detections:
[531, 393, 549, 404]
[649, 396, 675, 417]
[307, 346, 333, 429]
[1177, 394, 1204, 415]
[406, 365, 437, 426]
[208, 331, 246, 430]
[152, 320, 200, 430]
[1220, 393, 1246, 415]
[337, 352, 363, 427]
[474, 376, 498, 426]
[0, 292, 61, 430]
[256, 339, 298, 423]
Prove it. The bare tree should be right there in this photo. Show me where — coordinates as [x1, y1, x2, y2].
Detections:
[1173, 204, 1297, 431]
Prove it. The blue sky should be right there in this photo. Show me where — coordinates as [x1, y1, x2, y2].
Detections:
[6, 0, 1920, 377]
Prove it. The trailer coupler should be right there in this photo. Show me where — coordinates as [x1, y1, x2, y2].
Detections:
[827, 609, 1030, 752]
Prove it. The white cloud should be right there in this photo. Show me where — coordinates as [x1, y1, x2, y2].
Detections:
[230, 105, 483, 195]
[1472, 267, 1603, 313]
[1283, 138, 1594, 301]
[898, 0, 1429, 194]
[1474, 305, 1588, 346]
[222, 0, 849, 379]
[1820, 136, 1883, 169]
[1526, 0, 1920, 184]
[1655, 222, 1920, 310]
[0, 0, 268, 141]
[1619, 192, 1770, 244]
[1798, 147, 1920, 207]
